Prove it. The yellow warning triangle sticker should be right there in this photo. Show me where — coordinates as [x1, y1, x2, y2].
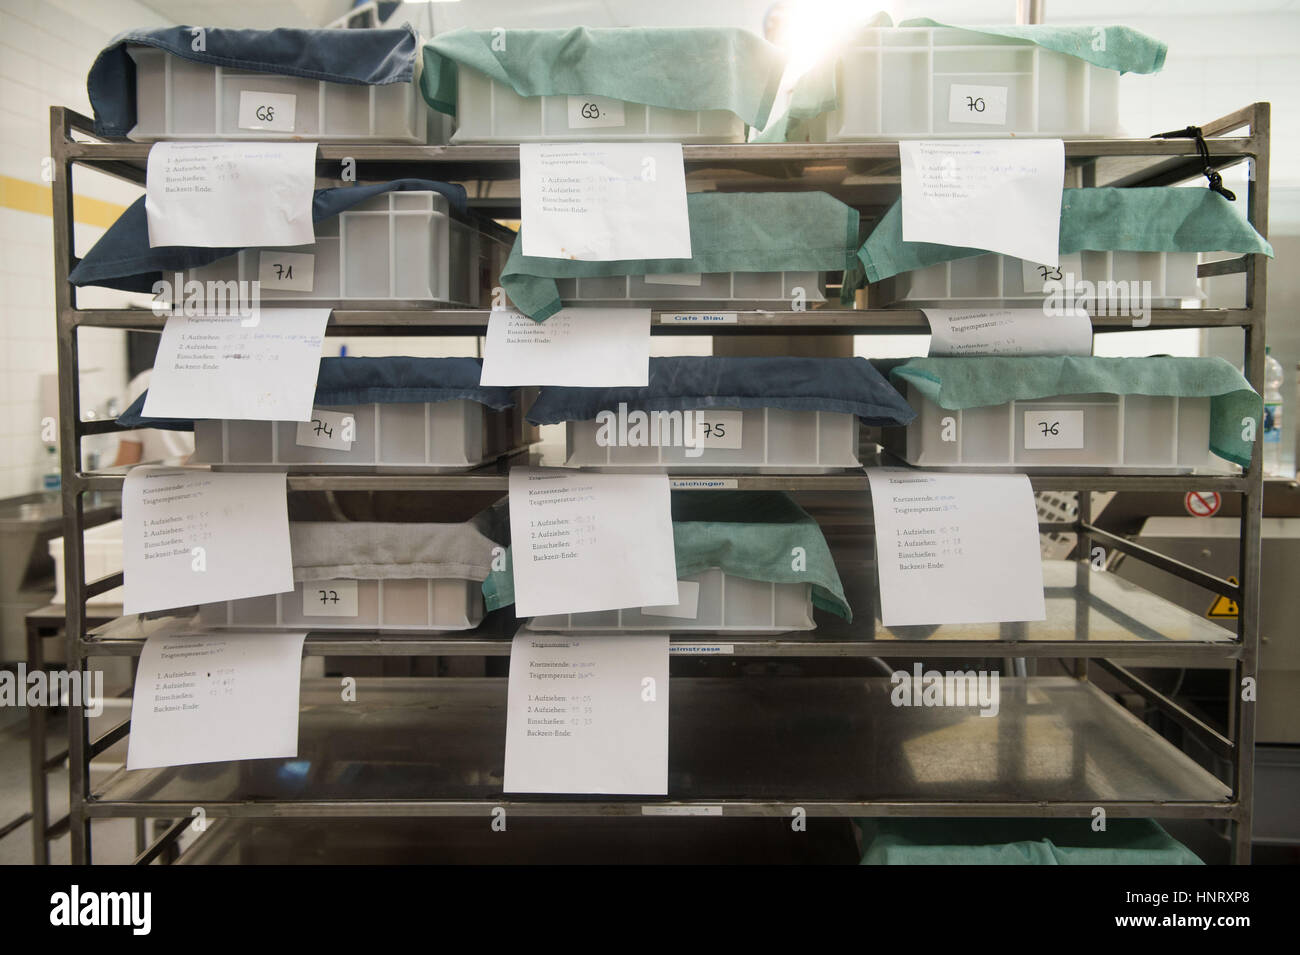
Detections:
[1207, 577, 1239, 619]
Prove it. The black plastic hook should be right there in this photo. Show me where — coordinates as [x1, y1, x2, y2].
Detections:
[1152, 125, 1237, 201]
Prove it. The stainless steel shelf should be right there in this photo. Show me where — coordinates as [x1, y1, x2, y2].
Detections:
[86, 676, 1232, 819]
[49, 101, 1270, 863]
[60, 135, 1259, 184]
[71, 467, 1251, 495]
[64, 306, 1262, 333]
[80, 561, 1239, 665]
[53, 102, 1266, 220]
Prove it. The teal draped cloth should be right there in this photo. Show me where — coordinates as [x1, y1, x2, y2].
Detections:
[483, 491, 851, 621]
[857, 187, 1273, 284]
[501, 191, 861, 321]
[891, 355, 1262, 468]
[858, 818, 1202, 865]
[420, 27, 785, 128]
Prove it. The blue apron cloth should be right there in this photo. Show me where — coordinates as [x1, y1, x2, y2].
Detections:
[89, 25, 420, 138]
[118, 356, 515, 431]
[526, 356, 916, 427]
[69, 179, 468, 293]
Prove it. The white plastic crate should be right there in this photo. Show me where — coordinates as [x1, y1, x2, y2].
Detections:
[891, 385, 1218, 470]
[49, 520, 123, 606]
[185, 191, 501, 304]
[452, 68, 745, 143]
[809, 27, 1121, 140]
[198, 577, 483, 631]
[562, 407, 860, 473]
[528, 569, 814, 632]
[876, 250, 1200, 308]
[555, 271, 825, 306]
[126, 45, 447, 142]
[191, 399, 533, 471]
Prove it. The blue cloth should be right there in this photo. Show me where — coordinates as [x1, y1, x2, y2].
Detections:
[525, 356, 916, 427]
[117, 357, 515, 431]
[69, 179, 469, 292]
[89, 25, 420, 138]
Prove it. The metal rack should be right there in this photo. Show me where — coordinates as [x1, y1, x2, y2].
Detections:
[48, 102, 1270, 865]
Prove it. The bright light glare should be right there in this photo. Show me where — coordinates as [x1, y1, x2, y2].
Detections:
[767, 1, 899, 75]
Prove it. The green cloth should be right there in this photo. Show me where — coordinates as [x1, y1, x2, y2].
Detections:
[420, 27, 785, 128]
[857, 187, 1274, 285]
[857, 818, 1202, 865]
[897, 19, 1167, 75]
[891, 355, 1262, 468]
[501, 191, 861, 321]
[757, 17, 1164, 142]
[482, 491, 851, 621]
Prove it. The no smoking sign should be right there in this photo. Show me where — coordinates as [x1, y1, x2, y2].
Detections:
[1184, 491, 1222, 518]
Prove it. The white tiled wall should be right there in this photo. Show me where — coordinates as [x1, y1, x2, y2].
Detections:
[0, 0, 169, 497]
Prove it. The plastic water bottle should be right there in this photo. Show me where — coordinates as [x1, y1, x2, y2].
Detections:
[1263, 346, 1284, 476]
[41, 444, 60, 492]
